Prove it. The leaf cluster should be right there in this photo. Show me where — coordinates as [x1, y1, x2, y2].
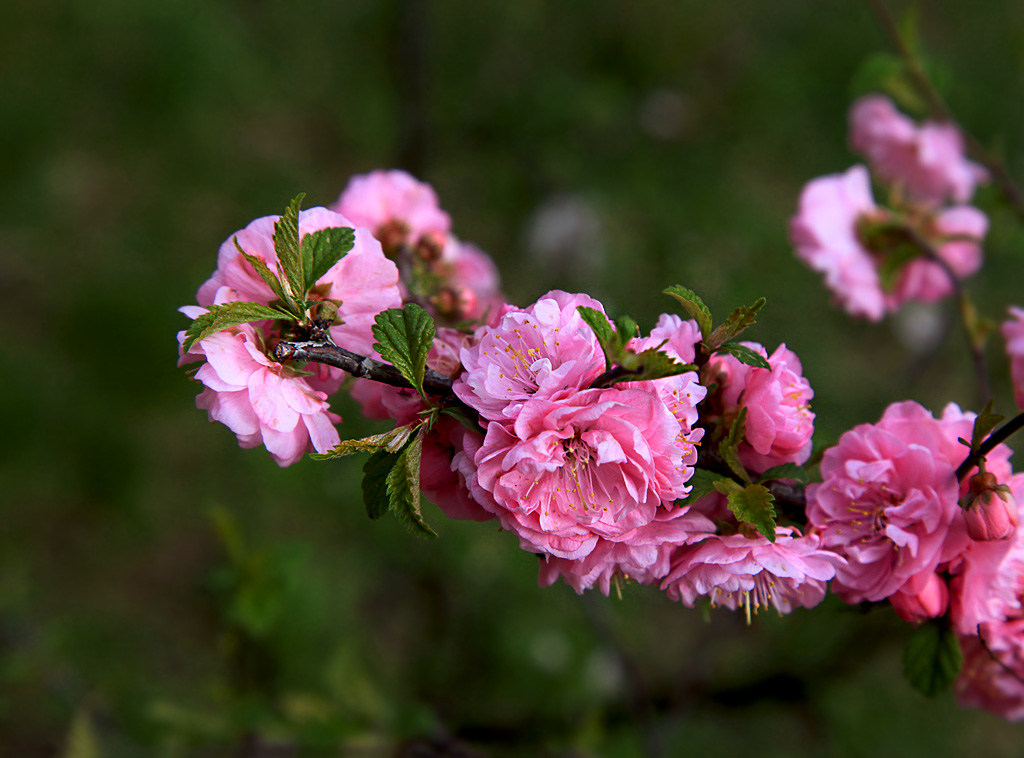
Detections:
[663, 285, 770, 369]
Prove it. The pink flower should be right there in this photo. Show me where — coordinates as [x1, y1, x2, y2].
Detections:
[849, 94, 987, 204]
[1002, 307, 1024, 410]
[790, 166, 887, 321]
[888, 205, 987, 307]
[538, 511, 715, 595]
[195, 206, 402, 361]
[661, 528, 844, 616]
[436, 237, 507, 323]
[890, 571, 949, 623]
[703, 342, 815, 475]
[453, 290, 607, 423]
[806, 401, 960, 604]
[178, 306, 340, 467]
[957, 619, 1024, 721]
[964, 473, 1019, 542]
[332, 169, 451, 250]
[470, 385, 702, 560]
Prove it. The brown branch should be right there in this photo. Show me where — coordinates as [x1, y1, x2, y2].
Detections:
[956, 412, 1024, 482]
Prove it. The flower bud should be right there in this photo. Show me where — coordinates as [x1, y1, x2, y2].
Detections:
[890, 572, 949, 623]
[375, 219, 410, 256]
[963, 472, 1018, 542]
[415, 229, 446, 262]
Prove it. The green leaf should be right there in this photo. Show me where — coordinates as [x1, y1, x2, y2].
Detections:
[273, 194, 305, 300]
[302, 226, 355, 292]
[721, 483, 777, 542]
[719, 407, 752, 485]
[362, 451, 394, 521]
[708, 298, 766, 350]
[612, 348, 694, 384]
[687, 468, 735, 501]
[971, 400, 1005, 451]
[182, 301, 294, 352]
[386, 432, 437, 538]
[234, 236, 290, 306]
[372, 305, 437, 398]
[441, 405, 485, 435]
[614, 315, 639, 341]
[663, 285, 712, 341]
[578, 306, 616, 370]
[877, 243, 920, 292]
[758, 463, 809, 484]
[311, 423, 418, 460]
[715, 342, 771, 371]
[903, 620, 963, 697]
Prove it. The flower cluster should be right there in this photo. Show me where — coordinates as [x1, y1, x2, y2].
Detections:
[791, 94, 988, 320]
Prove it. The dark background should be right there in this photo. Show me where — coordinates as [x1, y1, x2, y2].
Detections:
[3, 0, 1024, 754]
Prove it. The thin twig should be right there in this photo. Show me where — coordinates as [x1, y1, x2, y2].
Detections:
[956, 412, 1024, 481]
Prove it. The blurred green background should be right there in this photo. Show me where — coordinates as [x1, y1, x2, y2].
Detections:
[4, 0, 1024, 755]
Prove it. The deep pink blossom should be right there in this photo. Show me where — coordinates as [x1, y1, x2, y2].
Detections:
[332, 169, 451, 247]
[178, 305, 340, 467]
[661, 528, 844, 616]
[807, 401, 960, 604]
[890, 571, 949, 624]
[453, 290, 607, 423]
[470, 385, 702, 560]
[849, 94, 987, 204]
[195, 206, 402, 362]
[1002, 307, 1024, 409]
[790, 165, 887, 321]
[704, 342, 815, 475]
[957, 618, 1024, 720]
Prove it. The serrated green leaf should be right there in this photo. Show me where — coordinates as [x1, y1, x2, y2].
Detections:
[971, 400, 1005, 451]
[903, 620, 963, 697]
[386, 432, 436, 538]
[614, 315, 639, 341]
[664, 285, 713, 340]
[718, 407, 752, 485]
[234, 236, 290, 306]
[603, 348, 694, 385]
[362, 451, 394, 520]
[758, 463, 809, 484]
[578, 306, 616, 370]
[441, 406, 485, 434]
[302, 226, 355, 292]
[724, 483, 777, 542]
[311, 423, 418, 460]
[274, 194, 305, 301]
[688, 468, 735, 501]
[182, 301, 293, 352]
[715, 342, 771, 371]
[372, 304, 436, 398]
[708, 298, 766, 350]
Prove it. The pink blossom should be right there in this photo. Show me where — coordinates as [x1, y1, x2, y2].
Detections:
[890, 571, 949, 623]
[332, 169, 451, 248]
[703, 342, 815, 475]
[661, 528, 844, 616]
[470, 385, 703, 560]
[956, 619, 1024, 720]
[453, 290, 607, 423]
[178, 306, 340, 467]
[790, 165, 887, 321]
[195, 206, 402, 362]
[538, 511, 716, 595]
[849, 94, 987, 204]
[806, 401, 960, 604]
[436, 237, 507, 323]
[1002, 307, 1024, 409]
[888, 205, 987, 307]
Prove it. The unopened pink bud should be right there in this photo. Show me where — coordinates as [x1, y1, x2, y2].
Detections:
[416, 229, 446, 262]
[891, 572, 949, 623]
[964, 482, 1018, 542]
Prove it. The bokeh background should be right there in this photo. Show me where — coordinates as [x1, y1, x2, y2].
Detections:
[4, 0, 1024, 755]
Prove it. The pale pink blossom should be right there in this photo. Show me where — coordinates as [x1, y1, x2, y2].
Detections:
[470, 386, 703, 560]
[790, 165, 887, 321]
[704, 342, 815, 475]
[806, 401, 960, 604]
[956, 619, 1024, 720]
[195, 206, 402, 362]
[178, 306, 340, 467]
[453, 290, 607, 424]
[1002, 307, 1024, 409]
[332, 169, 451, 247]
[849, 94, 987, 204]
[661, 528, 844, 616]
[888, 205, 987, 307]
